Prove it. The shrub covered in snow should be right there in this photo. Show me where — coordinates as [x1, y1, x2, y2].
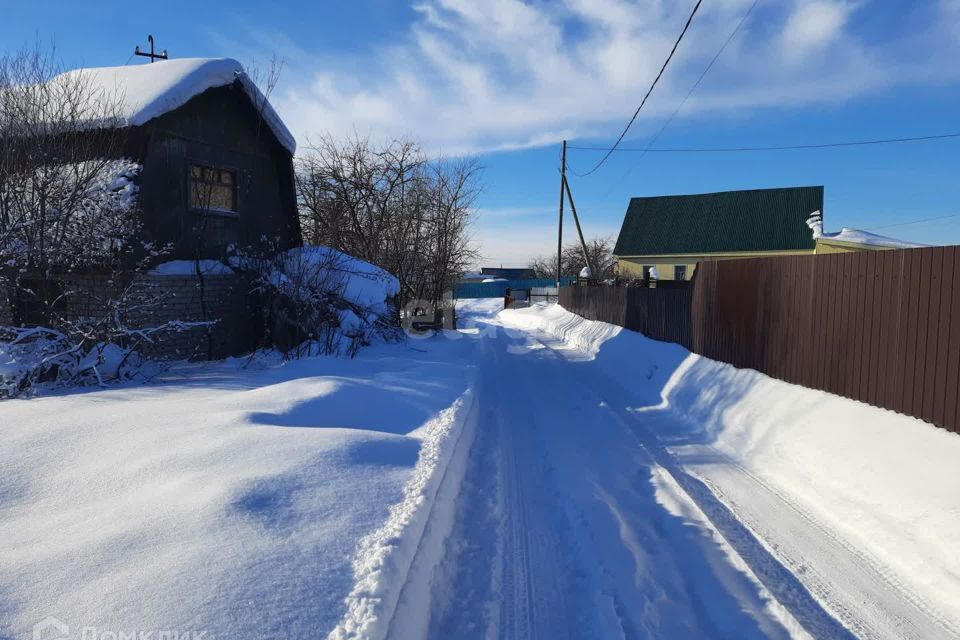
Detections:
[243, 245, 401, 357]
[0, 326, 146, 396]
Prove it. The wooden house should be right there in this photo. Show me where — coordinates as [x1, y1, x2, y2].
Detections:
[53, 57, 302, 259]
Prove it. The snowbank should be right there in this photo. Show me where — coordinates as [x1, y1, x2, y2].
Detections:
[255, 245, 400, 356]
[500, 302, 960, 630]
[53, 58, 296, 154]
[329, 390, 477, 640]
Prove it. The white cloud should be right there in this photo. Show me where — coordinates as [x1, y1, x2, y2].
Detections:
[780, 1, 853, 62]
[252, 0, 960, 156]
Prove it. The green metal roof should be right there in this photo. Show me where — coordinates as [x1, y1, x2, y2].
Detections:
[613, 186, 823, 256]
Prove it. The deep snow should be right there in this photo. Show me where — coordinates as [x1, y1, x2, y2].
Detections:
[2, 299, 958, 639]
[0, 337, 476, 639]
[270, 245, 401, 311]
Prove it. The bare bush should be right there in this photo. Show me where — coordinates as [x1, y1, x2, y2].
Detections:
[0, 272, 214, 396]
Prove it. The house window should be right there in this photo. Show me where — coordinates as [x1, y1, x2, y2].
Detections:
[674, 265, 687, 280]
[189, 164, 236, 213]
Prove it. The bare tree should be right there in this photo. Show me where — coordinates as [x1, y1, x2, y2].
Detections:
[529, 236, 616, 280]
[0, 44, 135, 278]
[295, 135, 481, 308]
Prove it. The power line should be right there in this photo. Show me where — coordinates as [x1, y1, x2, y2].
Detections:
[868, 212, 960, 231]
[628, 0, 761, 162]
[574, 0, 704, 177]
[587, 0, 760, 200]
[568, 131, 960, 153]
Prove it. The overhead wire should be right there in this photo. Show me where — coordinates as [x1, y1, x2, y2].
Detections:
[560, 0, 959, 239]
[595, 0, 761, 189]
[867, 212, 960, 231]
[573, 0, 760, 202]
[573, 0, 704, 177]
[568, 131, 960, 153]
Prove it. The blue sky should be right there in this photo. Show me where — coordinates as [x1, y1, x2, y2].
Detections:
[3, 0, 959, 266]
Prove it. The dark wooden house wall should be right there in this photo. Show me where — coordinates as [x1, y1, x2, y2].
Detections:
[131, 82, 301, 259]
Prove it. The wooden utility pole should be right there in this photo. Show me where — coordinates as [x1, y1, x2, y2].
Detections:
[563, 175, 594, 277]
[135, 35, 168, 63]
[556, 140, 566, 288]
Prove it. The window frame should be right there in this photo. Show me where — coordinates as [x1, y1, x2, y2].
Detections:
[186, 162, 239, 217]
[674, 265, 687, 281]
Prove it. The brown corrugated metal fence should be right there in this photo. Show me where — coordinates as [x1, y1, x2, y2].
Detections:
[559, 246, 960, 434]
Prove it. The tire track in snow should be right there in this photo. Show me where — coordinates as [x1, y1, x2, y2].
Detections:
[486, 336, 583, 640]
[427, 322, 793, 639]
[525, 324, 959, 640]
[425, 333, 602, 640]
[509, 331, 793, 640]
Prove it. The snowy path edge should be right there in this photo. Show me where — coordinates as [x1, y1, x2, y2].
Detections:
[328, 382, 479, 640]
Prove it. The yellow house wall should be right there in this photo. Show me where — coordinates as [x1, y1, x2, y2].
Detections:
[616, 249, 815, 280]
[615, 259, 697, 280]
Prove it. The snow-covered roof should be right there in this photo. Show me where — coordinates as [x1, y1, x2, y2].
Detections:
[52, 58, 296, 154]
[819, 228, 927, 249]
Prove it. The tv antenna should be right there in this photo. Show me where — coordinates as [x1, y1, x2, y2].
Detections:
[134, 35, 168, 63]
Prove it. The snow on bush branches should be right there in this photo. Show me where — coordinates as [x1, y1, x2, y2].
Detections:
[248, 245, 401, 358]
[0, 326, 146, 396]
[0, 158, 142, 272]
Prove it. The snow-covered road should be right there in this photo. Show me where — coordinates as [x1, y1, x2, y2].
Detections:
[3, 300, 958, 639]
[420, 322, 797, 639]
[390, 301, 960, 640]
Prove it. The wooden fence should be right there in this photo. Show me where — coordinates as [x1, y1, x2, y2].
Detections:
[560, 246, 960, 434]
[560, 285, 693, 347]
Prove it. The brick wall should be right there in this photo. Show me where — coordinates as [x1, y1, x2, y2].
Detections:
[0, 272, 260, 360]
